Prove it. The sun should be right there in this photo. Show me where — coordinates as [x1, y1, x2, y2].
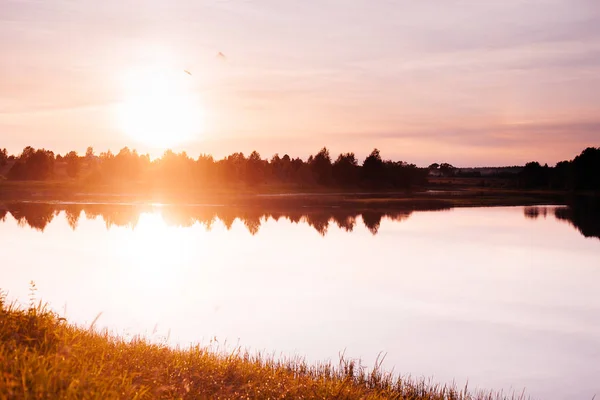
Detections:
[117, 66, 203, 149]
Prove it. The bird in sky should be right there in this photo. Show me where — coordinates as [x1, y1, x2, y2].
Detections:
[184, 52, 226, 76]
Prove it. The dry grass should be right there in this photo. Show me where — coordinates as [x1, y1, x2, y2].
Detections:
[0, 290, 526, 400]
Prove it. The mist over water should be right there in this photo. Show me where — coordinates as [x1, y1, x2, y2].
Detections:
[1, 203, 599, 400]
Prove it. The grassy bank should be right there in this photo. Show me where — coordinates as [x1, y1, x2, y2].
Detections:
[0, 179, 568, 209]
[0, 296, 517, 400]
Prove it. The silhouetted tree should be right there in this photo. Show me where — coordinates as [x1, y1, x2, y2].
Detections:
[384, 160, 427, 189]
[333, 152, 359, 187]
[8, 147, 55, 180]
[65, 151, 81, 178]
[220, 152, 246, 183]
[552, 160, 572, 189]
[518, 161, 550, 188]
[572, 147, 600, 190]
[155, 150, 195, 186]
[0, 148, 7, 166]
[310, 147, 333, 185]
[362, 149, 385, 187]
[85, 147, 98, 170]
[246, 151, 265, 185]
[99, 147, 149, 182]
[439, 163, 456, 177]
[195, 154, 215, 185]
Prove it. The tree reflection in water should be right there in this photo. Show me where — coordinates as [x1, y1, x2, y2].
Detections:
[0, 202, 447, 236]
[524, 197, 600, 240]
[1, 201, 598, 239]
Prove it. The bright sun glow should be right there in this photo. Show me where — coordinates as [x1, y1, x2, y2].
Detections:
[117, 66, 203, 148]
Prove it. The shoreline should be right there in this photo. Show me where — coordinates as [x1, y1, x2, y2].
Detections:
[0, 180, 574, 209]
[0, 300, 518, 400]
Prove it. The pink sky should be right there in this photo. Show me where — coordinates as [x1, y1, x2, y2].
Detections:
[1, 0, 599, 166]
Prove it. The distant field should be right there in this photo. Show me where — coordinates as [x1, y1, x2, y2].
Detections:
[428, 176, 517, 189]
[0, 179, 569, 211]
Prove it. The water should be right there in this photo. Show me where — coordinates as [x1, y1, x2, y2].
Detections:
[1, 202, 599, 400]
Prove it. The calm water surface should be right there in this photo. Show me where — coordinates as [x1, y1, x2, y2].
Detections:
[1, 203, 599, 400]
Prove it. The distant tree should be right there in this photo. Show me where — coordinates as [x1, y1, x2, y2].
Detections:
[518, 161, 550, 188]
[310, 147, 333, 185]
[96, 147, 149, 182]
[195, 154, 215, 185]
[332, 152, 358, 187]
[155, 150, 194, 186]
[362, 149, 385, 187]
[278, 154, 294, 182]
[551, 160, 572, 189]
[8, 147, 54, 180]
[428, 163, 440, 170]
[64, 151, 81, 178]
[296, 162, 314, 186]
[385, 160, 427, 188]
[99, 150, 114, 160]
[0, 148, 7, 166]
[572, 147, 600, 190]
[86, 147, 95, 159]
[22, 146, 35, 159]
[268, 154, 283, 182]
[118, 147, 131, 158]
[246, 150, 264, 185]
[439, 163, 456, 177]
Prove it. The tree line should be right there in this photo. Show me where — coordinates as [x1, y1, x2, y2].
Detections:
[426, 147, 600, 191]
[0, 146, 428, 190]
[517, 147, 600, 190]
[1, 145, 598, 191]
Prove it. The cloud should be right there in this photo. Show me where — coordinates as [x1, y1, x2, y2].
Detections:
[344, 120, 600, 145]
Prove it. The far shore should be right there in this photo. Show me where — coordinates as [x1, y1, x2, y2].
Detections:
[0, 179, 584, 209]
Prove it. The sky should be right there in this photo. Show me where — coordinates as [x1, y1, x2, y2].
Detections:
[1, 0, 600, 166]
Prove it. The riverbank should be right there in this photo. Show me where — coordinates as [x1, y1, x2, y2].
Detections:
[0, 297, 510, 400]
[0, 180, 571, 209]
